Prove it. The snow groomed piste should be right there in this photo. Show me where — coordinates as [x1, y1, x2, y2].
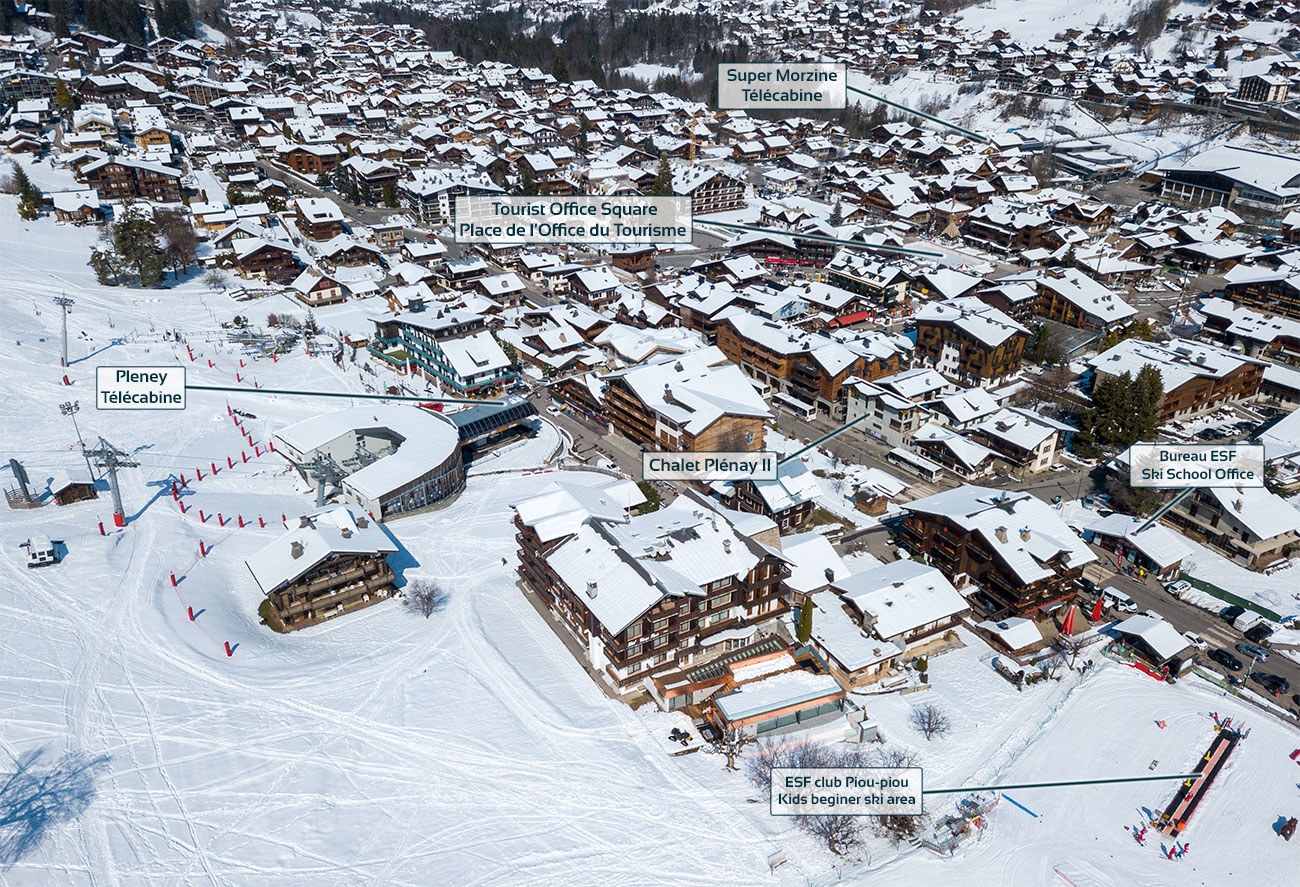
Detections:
[1156, 719, 1244, 838]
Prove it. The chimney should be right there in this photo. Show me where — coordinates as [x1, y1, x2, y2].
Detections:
[824, 567, 835, 583]
[290, 541, 304, 559]
[1019, 527, 1031, 541]
[357, 515, 369, 528]
[723, 539, 732, 554]
[1233, 499, 1243, 512]
[586, 580, 598, 599]
[995, 526, 1008, 543]
[299, 516, 311, 528]
[341, 527, 352, 539]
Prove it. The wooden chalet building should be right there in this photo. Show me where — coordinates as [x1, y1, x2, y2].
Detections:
[602, 349, 770, 454]
[80, 157, 183, 202]
[900, 486, 1096, 617]
[245, 507, 398, 631]
[913, 297, 1028, 386]
[514, 481, 791, 693]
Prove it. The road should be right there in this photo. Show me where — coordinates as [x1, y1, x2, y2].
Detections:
[1095, 563, 1300, 718]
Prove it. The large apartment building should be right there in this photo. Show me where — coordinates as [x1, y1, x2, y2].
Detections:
[1086, 338, 1264, 422]
[602, 347, 770, 453]
[913, 296, 1027, 386]
[514, 481, 791, 693]
[900, 486, 1096, 617]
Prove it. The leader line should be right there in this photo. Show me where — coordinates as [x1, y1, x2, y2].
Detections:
[923, 773, 1204, 797]
[185, 383, 505, 407]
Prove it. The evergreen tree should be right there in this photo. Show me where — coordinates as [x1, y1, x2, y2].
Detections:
[7, 163, 39, 203]
[17, 194, 39, 220]
[94, 203, 166, 287]
[516, 164, 538, 196]
[829, 198, 844, 226]
[1131, 365, 1164, 443]
[382, 182, 398, 208]
[1215, 49, 1228, 70]
[54, 79, 77, 115]
[796, 597, 813, 643]
[650, 153, 673, 196]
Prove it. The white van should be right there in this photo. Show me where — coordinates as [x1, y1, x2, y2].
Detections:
[1100, 587, 1138, 613]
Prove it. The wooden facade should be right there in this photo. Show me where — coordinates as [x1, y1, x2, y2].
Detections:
[268, 550, 396, 630]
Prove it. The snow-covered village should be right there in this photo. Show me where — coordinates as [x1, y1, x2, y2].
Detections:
[3, 0, 1300, 884]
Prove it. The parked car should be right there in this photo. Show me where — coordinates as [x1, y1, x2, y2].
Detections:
[1219, 605, 1246, 624]
[1244, 623, 1274, 645]
[1164, 580, 1192, 597]
[1100, 587, 1138, 613]
[1077, 577, 1099, 595]
[1208, 648, 1243, 671]
[546, 405, 562, 416]
[1250, 672, 1289, 695]
[1182, 632, 1207, 651]
[1235, 642, 1269, 663]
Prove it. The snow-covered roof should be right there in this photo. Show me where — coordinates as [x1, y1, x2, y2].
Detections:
[1203, 486, 1300, 541]
[914, 296, 1026, 348]
[439, 331, 511, 379]
[833, 559, 968, 642]
[904, 486, 1097, 585]
[977, 617, 1043, 651]
[1115, 614, 1191, 662]
[1087, 337, 1258, 394]
[712, 668, 843, 722]
[1160, 145, 1300, 199]
[1084, 513, 1192, 570]
[780, 532, 849, 595]
[604, 347, 770, 435]
[273, 405, 460, 502]
[513, 477, 646, 543]
[802, 592, 902, 672]
[245, 505, 396, 595]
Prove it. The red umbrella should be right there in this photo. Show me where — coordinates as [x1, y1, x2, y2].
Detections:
[1061, 606, 1076, 636]
[1090, 595, 1105, 623]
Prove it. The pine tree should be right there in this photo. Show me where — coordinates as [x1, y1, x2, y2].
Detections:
[796, 597, 813, 643]
[517, 164, 538, 196]
[7, 163, 39, 203]
[107, 204, 166, 287]
[54, 79, 77, 115]
[829, 198, 844, 226]
[382, 182, 398, 208]
[17, 194, 39, 220]
[650, 153, 673, 196]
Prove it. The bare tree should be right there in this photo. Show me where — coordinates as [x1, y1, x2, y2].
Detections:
[402, 579, 447, 619]
[804, 812, 866, 856]
[1057, 633, 1090, 668]
[708, 727, 755, 772]
[910, 703, 952, 741]
[156, 209, 200, 277]
[873, 746, 921, 769]
[203, 268, 228, 290]
[873, 813, 925, 845]
[1, 747, 109, 866]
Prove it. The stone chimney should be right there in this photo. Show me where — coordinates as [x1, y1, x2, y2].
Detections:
[1019, 527, 1031, 542]
[723, 539, 732, 554]
[586, 580, 598, 599]
[995, 526, 1008, 544]
[341, 527, 352, 539]
[299, 516, 311, 528]
[357, 515, 369, 528]
[290, 540, 304, 559]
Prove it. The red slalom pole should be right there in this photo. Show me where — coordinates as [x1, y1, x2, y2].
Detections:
[98, 520, 105, 536]
[179, 500, 187, 513]
[241, 451, 247, 463]
[170, 572, 177, 587]
[217, 512, 223, 527]
[237, 515, 245, 528]
[199, 540, 207, 557]
[196, 467, 203, 481]
[224, 642, 233, 657]
[171, 482, 179, 500]
[258, 516, 265, 528]
[187, 606, 195, 621]
[210, 461, 217, 476]
[180, 473, 187, 487]
[227, 456, 233, 469]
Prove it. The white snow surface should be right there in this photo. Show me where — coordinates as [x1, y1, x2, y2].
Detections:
[1, 193, 1299, 885]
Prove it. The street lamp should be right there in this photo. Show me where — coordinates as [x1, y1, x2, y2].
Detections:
[60, 401, 96, 480]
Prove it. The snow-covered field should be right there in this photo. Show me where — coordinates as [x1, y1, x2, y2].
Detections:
[2, 197, 1298, 886]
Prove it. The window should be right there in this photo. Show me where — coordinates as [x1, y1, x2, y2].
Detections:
[626, 623, 642, 640]
[627, 642, 642, 657]
[652, 635, 669, 649]
[652, 617, 669, 632]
